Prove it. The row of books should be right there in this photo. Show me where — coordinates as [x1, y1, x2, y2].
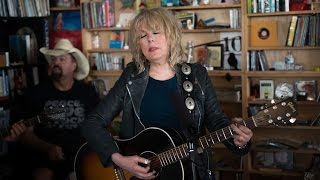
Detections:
[81, 0, 115, 29]
[286, 14, 320, 47]
[247, 50, 269, 71]
[90, 53, 124, 71]
[0, 0, 50, 17]
[247, 0, 290, 13]
[229, 9, 241, 29]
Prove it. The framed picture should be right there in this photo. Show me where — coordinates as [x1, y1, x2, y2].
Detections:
[259, 79, 274, 100]
[175, 11, 196, 30]
[206, 44, 224, 69]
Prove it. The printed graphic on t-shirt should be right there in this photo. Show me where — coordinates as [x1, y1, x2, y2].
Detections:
[43, 100, 85, 129]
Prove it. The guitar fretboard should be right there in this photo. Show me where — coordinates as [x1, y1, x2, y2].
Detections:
[156, 118, 256, 167]
[0, 108, 66, 140]
[0, 116, 41, 139]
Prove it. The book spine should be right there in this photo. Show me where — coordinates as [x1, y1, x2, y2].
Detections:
[285, 0, 289, 12]
[247, 0, 252, 14]
[104, 1, 110, 27]
[286, 16, 298, 47]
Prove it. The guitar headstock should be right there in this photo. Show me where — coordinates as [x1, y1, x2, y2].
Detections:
[253, 97, 298, 127]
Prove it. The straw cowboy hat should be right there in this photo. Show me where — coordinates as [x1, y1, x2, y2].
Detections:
[40, 39, 89, 80]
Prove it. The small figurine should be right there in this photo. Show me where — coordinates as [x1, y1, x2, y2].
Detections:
[227, 53, 239, 70]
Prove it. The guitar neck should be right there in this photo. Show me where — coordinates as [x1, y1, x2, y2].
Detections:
[198, 118, 256, 149]
[156, 118, 255, 167]
[0, 115, 41, 139]
[153, 97, 298, 169]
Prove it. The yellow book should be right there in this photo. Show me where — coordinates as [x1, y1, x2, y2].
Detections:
[286, 16, 298, 47]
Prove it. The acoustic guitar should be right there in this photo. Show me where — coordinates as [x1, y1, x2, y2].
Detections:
[0, 107, 66, 140]
[74, 97, 298, 180]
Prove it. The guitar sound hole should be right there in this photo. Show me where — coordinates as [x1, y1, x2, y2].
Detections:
[140, 151, 161, 176]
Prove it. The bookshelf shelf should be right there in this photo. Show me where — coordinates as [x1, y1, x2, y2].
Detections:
[247, 10, 320, 17]
[182, 28, 241, 33]
[165, 4, 241, 10]
[247, 46, 320, 51]
[86, 27, 130, 32]
[246, 71, 320, 78]
[253, 125, 320, 130]
[248, 100, 320, 107]
[207, 70, 242, 77]
[253, 148, 320, 155]
[87, 49, 130, 53]
[248, 169, 303, 176]
[50, 7, 80, 11]
[86, 28, 240, 33]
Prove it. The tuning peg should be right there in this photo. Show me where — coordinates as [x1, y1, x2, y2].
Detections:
[271, 99, 276, 104]
[289, 118, 296, 123]
[259, 105, 265, 110]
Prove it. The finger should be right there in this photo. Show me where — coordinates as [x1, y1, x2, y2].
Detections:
[136, 171, 156, 180]
[13, 124, 25, 135]
[233, 135, 245, 146]
[134, 164, 150, 174]
[232, 117, 242, 123]
[138, 157, 150, 165]
[231, 124, 250, 137]
[56, 147, 65, 160]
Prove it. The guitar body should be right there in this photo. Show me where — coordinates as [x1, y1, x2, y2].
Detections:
[115, 127, 185, 180]
[74, 97, 298, 180]
[74, 143, 131, 180]
[74, 127, 185, 180]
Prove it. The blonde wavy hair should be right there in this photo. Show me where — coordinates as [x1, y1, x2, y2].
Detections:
[128, 8, 187, 73]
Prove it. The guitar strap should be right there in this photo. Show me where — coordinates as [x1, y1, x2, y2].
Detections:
[179, 63, 199, 141]
[180, 63, 202, 180]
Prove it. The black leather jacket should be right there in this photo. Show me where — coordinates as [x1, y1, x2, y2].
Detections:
[81, 62, 250, 178]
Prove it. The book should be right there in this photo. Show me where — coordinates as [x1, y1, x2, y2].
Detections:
[257, 50, 269, 71]
[103, 0, 115, 27]
[286, 16, 298, 47]
[109, 30, 124, 49]
[0, 52, 9, 67]
[259, 79, 274, 100]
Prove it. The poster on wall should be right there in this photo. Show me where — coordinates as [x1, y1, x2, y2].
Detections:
[219, 32, 242, 70]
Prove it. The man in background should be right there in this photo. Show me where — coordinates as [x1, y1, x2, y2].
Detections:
[15, 39, 99, 180]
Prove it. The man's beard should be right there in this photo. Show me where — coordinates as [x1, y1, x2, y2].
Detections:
[50, 66, 63, 81]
